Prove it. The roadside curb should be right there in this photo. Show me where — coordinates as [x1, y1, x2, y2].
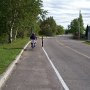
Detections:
[0, 41, 31, 89]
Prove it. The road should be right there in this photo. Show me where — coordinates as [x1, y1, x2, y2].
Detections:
[1, 35, 90, 90]
[43, 35, 90, 90]
[1, 39, 63, 90]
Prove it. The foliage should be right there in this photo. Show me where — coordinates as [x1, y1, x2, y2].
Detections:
[85, 25, 88, 39]
[0, 33, 8, 43]
[56, 25, 64, 35]
[0, 0, 45, 43]
[78, 12, 84, 35]
[69, 12, 85, 39]
[39, 17, 57, 36]
[70, 18, 79, 36]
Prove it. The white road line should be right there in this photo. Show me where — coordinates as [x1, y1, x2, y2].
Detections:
[56, 40, 90, 59]
[65, 45, 90, 59]
[42, 47, 69, 90]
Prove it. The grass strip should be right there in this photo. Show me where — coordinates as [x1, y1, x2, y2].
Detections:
[84, 41, 90, 45]
[0, 37, 29, 74]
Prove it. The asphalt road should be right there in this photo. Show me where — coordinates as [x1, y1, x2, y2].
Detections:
[1, 35, 90, 90]
[43, 35, 90, 90]
[1, 39, 63, 90]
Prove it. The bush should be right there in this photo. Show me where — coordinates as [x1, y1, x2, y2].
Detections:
[0, 33, 8, 44]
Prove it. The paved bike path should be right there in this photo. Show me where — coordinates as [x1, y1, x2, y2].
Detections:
[1, 39, 62, 90]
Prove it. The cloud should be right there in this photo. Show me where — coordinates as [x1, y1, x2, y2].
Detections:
[42, 0, 90, 28]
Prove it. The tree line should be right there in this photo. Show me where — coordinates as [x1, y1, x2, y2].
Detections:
[0, 0, 65, 44]
[65, 12, 86, 39]
[0, 0, 45, 43]
[39, 16, 64, 36]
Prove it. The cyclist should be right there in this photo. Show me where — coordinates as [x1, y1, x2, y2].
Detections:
[30, 33, 37, 48]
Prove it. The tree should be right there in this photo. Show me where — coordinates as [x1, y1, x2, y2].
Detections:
[0, 0, 45, 43]
[56, 25, 64, 35]
[39, 17, 57, 36]
[70, 18, 79, 38]
[69, 12, 85, 39]
[78, 11, 84, 35]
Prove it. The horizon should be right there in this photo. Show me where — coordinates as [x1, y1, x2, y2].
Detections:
[42, 0, 90, 29]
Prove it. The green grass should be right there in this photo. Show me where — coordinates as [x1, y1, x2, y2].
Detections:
[84, 41, 90, 45]
[0, 37, 29, 74]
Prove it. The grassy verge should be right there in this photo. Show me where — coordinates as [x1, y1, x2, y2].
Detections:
[83, 41, 90, 45]
[0, 37, 29, 74]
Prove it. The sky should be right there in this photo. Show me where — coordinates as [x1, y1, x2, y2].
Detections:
[42, 0, 90, 29]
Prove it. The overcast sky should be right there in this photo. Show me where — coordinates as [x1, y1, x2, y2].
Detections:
[42, 0, 90, 28]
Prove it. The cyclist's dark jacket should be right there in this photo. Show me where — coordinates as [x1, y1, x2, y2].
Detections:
[30, 34, 36, 40]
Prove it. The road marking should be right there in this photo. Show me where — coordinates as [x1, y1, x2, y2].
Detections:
[42, 47, 69, 90]
[57, 40, 90, 59]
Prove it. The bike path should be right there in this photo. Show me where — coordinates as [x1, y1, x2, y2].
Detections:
[1, 39, 63, 90]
